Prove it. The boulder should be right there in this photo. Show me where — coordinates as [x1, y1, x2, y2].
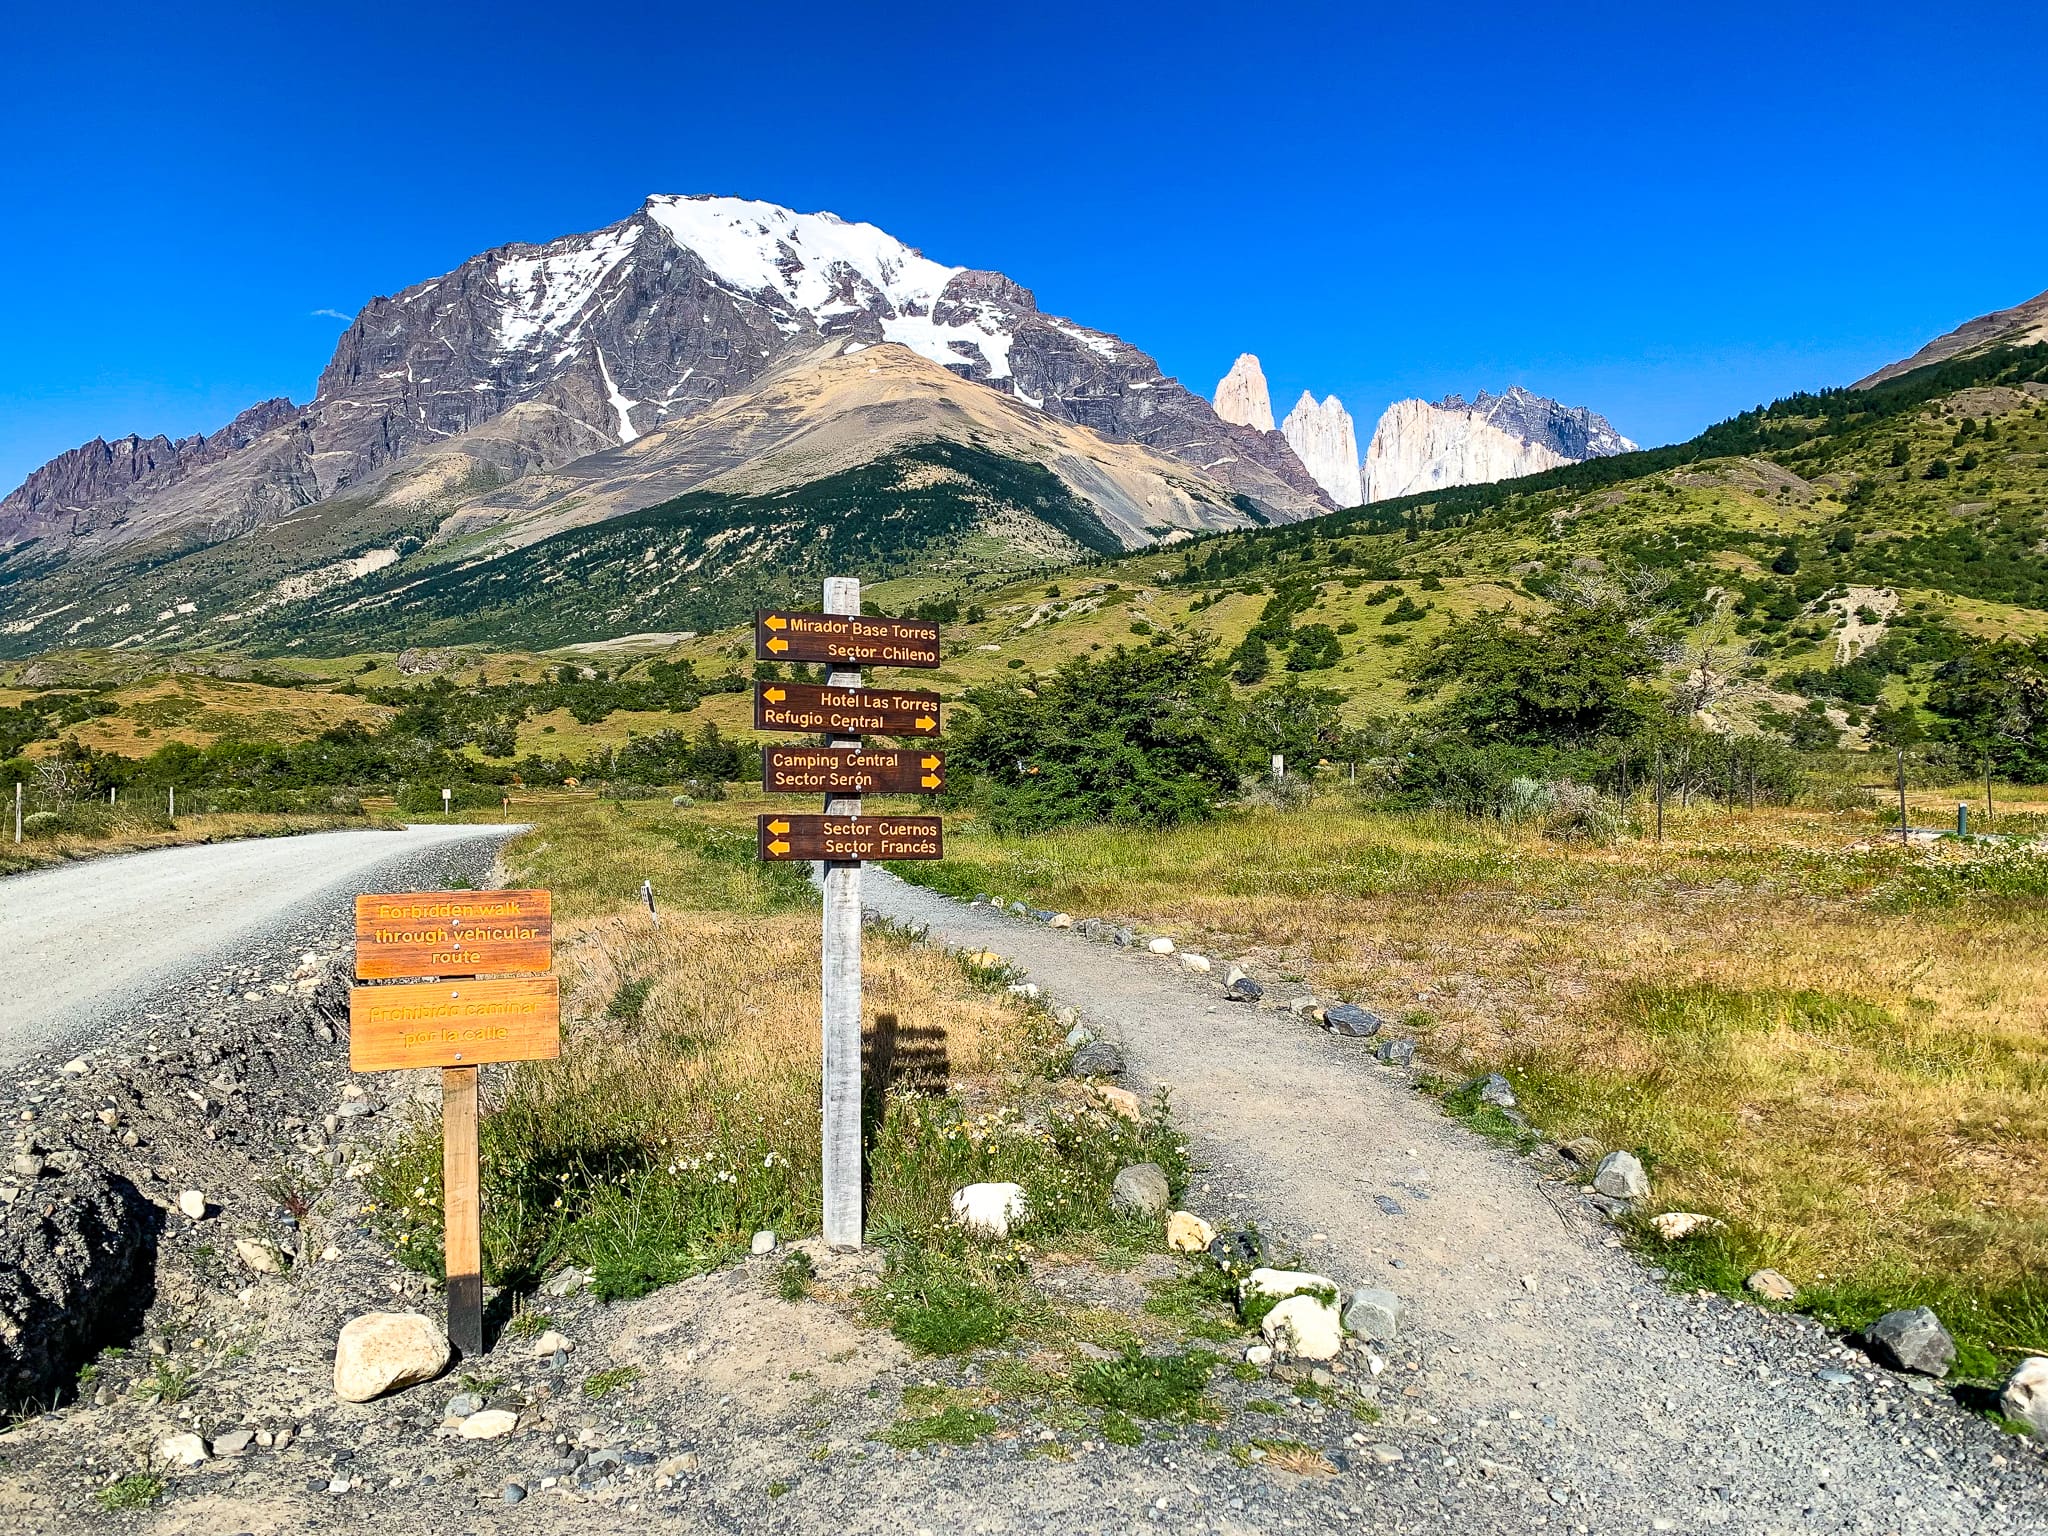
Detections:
[459, 1408, 518, 1440]
[1376, 1038, 1415, 1066]
[1261, 1294, 1343, 1362]
[1049, 913, 1074, 929]
[1067, 1040, 1124, 1078]
[1592, 1151, 1650, 1200]
[155, 1432, 207, 1468]
[177, 1189, 208, 1220]
[951, 1182, 1029, 1240]
[1166, 1211, 1216, 1253]
[1180, 953, 1212, 974]
[1649, 1212, 1721, 1241]
[1225, 977, 1264, 1003]
[1469, 1073, 1516, 1108]
[1111, 1163, 1171, 1219]
[530, 1330, 572, 1359]
[333, 1312, 453, 1402]
[1341, 1287, 1401, 1342]
[1745, 1269, 1797, 1303]
[1147, 937, 1176, 956]
[2001, 1356, 2048, 1439]
[1097, 1085, 1143, 1121]
[1325, 1004, 1383, 1039]
[212, 1428, 255, 1457]
[1858, 1306, 1955, 1378]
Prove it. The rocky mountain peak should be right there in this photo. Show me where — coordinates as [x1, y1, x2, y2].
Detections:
[1364, 388, 1634, 502]
[1213, 354, 1275, 433]
[1280, 391, 1362, 507]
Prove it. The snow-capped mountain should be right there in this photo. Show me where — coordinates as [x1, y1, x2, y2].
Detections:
[1280, 391, 1361, 507]
[1362, 387, 1634, 502]
[0, 195, 1327, 561]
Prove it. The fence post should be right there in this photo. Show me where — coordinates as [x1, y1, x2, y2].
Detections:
[1271, 754, 1284, 784]
[169, 785, 175, 819]
[1896, 748, 1909, 849]
[820, 575, 864, 1250]
[1653, 747, 1664, 845]
[12, 782, 19, 844]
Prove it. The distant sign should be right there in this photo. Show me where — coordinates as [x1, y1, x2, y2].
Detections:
[348, 977, 562, 1072]
[758, 814, 944, 861]
[353, 889, 552, 979]
[754, 681, 941, 737]
[755, 610, 940, 668]
[764, 747, 944, 795]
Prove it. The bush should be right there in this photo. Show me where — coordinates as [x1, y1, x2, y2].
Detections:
[1543, 780, 1622, 843]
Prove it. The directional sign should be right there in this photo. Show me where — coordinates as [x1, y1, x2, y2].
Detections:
[758, 814, 944, 861]
[755, 681, 941, 737]
[764, 747, 945, 795]
[348, 976, 562, 1072]
[353, 889, 552, 979]
[756, 610, 940, 668]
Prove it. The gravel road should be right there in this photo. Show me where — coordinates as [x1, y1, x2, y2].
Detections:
[862, 870, 2045, 1533]
[0, 825, 525, 1069]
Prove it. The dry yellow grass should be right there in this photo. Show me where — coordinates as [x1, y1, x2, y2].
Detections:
[0, 810, 389, 877]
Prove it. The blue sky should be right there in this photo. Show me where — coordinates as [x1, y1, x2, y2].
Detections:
[3, 2, 2045, 493]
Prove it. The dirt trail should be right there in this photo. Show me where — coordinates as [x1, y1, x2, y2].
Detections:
[864, 870, 2041, 1532]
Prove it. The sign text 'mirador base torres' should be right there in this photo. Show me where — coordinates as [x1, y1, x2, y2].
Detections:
[757, 814, 943, 861]
[755, 610, 939, 667]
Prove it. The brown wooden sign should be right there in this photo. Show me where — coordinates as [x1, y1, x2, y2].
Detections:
[353, 889, 552, 979]
[764, 747, 944, 795]
[755, 610, 940, 668]
[758, 814, 944, 861]
[755, 681, 941, 737]
[348, 977, 562, 1072]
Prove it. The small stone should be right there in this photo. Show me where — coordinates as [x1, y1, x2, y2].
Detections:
[1207, 1230, 1266, 1274]
[1325, 1004, 1384, 1039]
[255, 1430, 274, 1449]
[235, 1238, 285, 1274]
[213, 1429, 255, 1457]
[328, 1476, 352, 1494]
[60, 1058, 89, 1076]
[1225, 977, 1264, 1003]
[750, 1230, 776, 1256]
[1744, 1269, 1797, 1302]
[96, 1108, 120, 1129]
[1067, 1040, 1124, 1078]
[1375, 1038, 1415, 1066]
[156, 1433, 208, 1468]
[333, 1312, 452, 1402]
[1816, 1368, 1854, 1384]
[1180, 953, 1212, 974]
[445, 1392, 485, 1418]
[1097, 1085, 1143, 1121]
[1287, 997, 1322, 1018]
[1366, 1445, 1403, 1465]
[1859, 1306, 1956, 1378]
[1649, 1212, 1721, 1241]
[1146, 937, 1176, 956]
[543, 1266, 590, 1297]
[2000, 1356, 2048, 1439]
[1111, 1163, 1171, 1219]
[529, 1331, 571, 1359]
[951, 1182, 1029, 1239]
[502, 1482, 527, 1505]
[459, 1409, 518, 1440]
[1558, 1136, 1604, 1167]
[1166, 1211, 1216, 1253]
[1112, 927, 1136, 948]
[9, 1152, 44, 1181]
[1063, 1022, 1095, 1049]
[1592, 1151, 1650, 1200]
[1469, 1072, 1516, 1108]
[1262, 1294, 1343, 1361]
[1244, 1345, 1273, 1366]
[1049, 913, 1074, 929]
[1341, 1288, 1401, 1342]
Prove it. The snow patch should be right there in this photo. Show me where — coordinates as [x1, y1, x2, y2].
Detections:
[594, 346, 639, 442]
[493, 223, 641, 355]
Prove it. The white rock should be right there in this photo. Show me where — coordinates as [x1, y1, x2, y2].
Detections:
[59, 1058, 89, 1076]
[1166, 1211, 1215, 1253]
[234, 1238, 284, 1274]
[1650, 1212, 1721, 1241]
[1281, 391, 1363, 507]
[156, 1432, 207, 1467]
[1006, 982, 1041, 1001]
[1262, 1293, 1344, 1361]
[1146, 937, 1176, 956]
[177, 1189, 207, 1220]
[1244, 1345, 1273, 1365]
[1362, 389, 1634, 503]
[1225, 966, 1247, 988]
[459, 1408, 518, 1440]
[1241, 1267, 1338, 1303]
[333, 1311, 452, 1402]
[1592, 1151, 1650, 1200]
[1212, 353, 1275, 433]
[1180, 953, 1212, 974]
[212, 1428, 255, 1456]
[2002, 1355, 2048, 1439]
[951, 1182, 1029, 1240]
[750, 1229, 776, 1256]
[1048, 913, 1074, 929]
[530, 1330, 572, 1358]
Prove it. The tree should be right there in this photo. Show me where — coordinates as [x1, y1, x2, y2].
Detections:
[1228, 631, 1270, 684]
[1889, 439, 1912, 467]
[1237, 677, 1354, 767]
[1770, 545, 1801, 575]
[1925, 637, 2048, 778]
[1403, 601, 1662, 746]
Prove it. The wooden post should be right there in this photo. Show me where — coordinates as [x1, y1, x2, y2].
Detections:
[820, 576, 864, 1250]
[1896, 747, 1909, 848]
[1654, 747, 1665, 845]
[168, 785, 175, 819]
[1271, 754, 1285, 784]
[441, 1065, 483, 1356]
[12, 782, 19, 845]
[1986, 759, 1994, 824]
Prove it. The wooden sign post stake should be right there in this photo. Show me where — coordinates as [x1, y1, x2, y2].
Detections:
[350, 890, 557, 1356]
[820, 576, 865, 1251]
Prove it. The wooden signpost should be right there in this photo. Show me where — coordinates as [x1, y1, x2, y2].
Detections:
[755, 591, 945, 1250]
[349, 888, 558, 1355]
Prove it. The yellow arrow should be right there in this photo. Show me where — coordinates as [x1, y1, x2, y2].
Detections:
[764, 686, 786, 703]
[921, 755, 940, 769]
[921, 774, 941, 789]
[915, 715, 937, 731]
[767, 819, 790, 835]
[766, 636, 788, 653]
[765, 614, 788, 631]
[768, 839, 791, 856]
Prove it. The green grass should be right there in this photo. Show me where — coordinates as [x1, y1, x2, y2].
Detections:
[1143, 1266, 1247, 1343]
[776, 1249, 816, 1301]
[94, 1475, 164, 1512]
[882, 1401, 1000, 1450]
[581, 1366, 641, 1398]
[132, 1361, 195, 1405]
[1071, 1347, 1218, 1419]
[868, 1250, 1017, 1355]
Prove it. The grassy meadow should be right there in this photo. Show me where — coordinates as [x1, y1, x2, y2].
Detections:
[895, 786, 2048, 1374]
